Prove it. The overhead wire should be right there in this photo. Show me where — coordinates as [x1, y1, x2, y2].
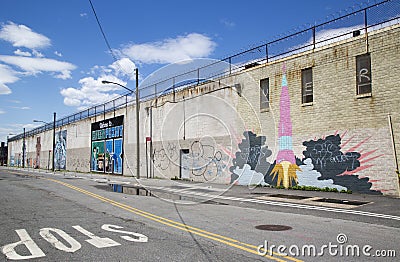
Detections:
[88, 0, 134, 81]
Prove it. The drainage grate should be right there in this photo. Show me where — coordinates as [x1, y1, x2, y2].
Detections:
[255, 225, 292, 231]
[269, 194, 311, 200]
[313, 198, 369, 206]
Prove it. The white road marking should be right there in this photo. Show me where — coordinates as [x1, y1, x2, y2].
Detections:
[102, 224, 148, 242]
[40, 228, 81, 252]
[1, 229, 46, 260]
[72, 225, 121, 248]
[151, 186, 400, 221]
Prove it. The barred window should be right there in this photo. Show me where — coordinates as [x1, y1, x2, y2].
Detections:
[356, 53, 372, 95]
[260, 78, 269, 110]
[302, 68, 313, 104]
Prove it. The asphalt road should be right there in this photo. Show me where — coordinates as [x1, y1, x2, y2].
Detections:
[0, 169, 399, 261]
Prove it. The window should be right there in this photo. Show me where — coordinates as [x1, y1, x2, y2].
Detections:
[260, 78, 269, 110]
[301, 68, 313, 104]
[356, 53, 372, 95]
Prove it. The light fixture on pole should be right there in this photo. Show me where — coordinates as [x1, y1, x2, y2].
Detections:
[33, 120, 47, 124]
[33, 114, 56, 172]
[101, 80, 134, 93]
[102, 68, 140, 179]
[6, 133, 15, 167]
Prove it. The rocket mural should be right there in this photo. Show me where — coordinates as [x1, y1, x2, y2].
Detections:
[270, 64, 301, 188]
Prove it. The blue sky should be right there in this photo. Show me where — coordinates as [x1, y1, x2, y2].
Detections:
[0, 0, 369, 142]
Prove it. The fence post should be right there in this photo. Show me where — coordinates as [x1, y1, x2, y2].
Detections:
[173, 77, 176, 102]
[312, 26, 316, 49]
[364, 8, 369, 53]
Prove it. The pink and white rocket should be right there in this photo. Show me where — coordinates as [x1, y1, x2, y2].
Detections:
[271, 63, 300, 188]
[276, 63, 296, 164]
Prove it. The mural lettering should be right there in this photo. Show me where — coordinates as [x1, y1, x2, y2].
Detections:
[91, 116, 123, 174]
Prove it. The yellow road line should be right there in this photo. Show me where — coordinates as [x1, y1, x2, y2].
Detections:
[11, 172, 302, 262]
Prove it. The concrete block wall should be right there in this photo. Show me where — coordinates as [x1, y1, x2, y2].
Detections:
[8, 24, 400, 196]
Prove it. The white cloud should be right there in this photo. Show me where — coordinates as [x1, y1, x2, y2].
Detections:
[0, 109, 5, 114]
[60, 76, 127, 109]
[10, 106, 30, 110]
[0, 22, 51, 49]
[121, 33, 216, 64]
[54, 51, 62, 57]
[14, 49, 31, 57]
[32, 50, 44, 58]
[80, 13, 87, 17]
[220, 19, 235, 28]
[0, 64, 19, 95]
[109, 58, 136, 80]
[0, 55, 76, 79]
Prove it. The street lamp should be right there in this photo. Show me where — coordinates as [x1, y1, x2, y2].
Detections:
[22, 128, 25, 168]
[33, 120, 47, 124]
[33, 113, 56, 172]
[102, 68, 140, 179]
[101, 80, 134, 93]
[6, 133, 15, 167]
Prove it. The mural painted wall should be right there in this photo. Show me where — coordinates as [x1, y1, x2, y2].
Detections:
[91, 115, 124, 174]
[153, 140, 228, 182]
[54, 130, 67, 170]
[230, 64, 383, 194]
[35, 137, 41, 168]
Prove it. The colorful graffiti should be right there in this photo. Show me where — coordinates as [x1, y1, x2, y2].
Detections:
[229, 131, 274, 186]
[298, 133, 382, 194]
[91, 116, 123, 174]
[229, 64, 383, 194]
[154, 140, 227, 181]
[35, 137, 41, 168]
[188, 140, 227, 181]
[54, 130, 67, 170]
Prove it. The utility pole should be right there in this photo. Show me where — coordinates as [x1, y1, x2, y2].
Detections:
[136, 68, 140, 179]
[52, 112, 56, 172]
[102, 69, 140, 178]
[22, 128, 25, 168]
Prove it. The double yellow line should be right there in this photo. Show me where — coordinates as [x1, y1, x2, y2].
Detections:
[16, 172, 301, 261]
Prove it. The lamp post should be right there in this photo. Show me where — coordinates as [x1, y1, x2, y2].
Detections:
[7, 133, 15, 167]
[22, 128, 25, 168]
[102, 68, 140, 179]
[34, 112, 56, 172]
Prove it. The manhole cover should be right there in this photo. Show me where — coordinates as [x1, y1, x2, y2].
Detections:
[255, 225, 292, 231]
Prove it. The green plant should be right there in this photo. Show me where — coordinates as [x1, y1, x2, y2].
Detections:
[276, 185, 352, 193]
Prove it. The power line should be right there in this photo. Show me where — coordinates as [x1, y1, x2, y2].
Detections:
[88, 0, 133, 80]
[88, 0, 118, 63]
